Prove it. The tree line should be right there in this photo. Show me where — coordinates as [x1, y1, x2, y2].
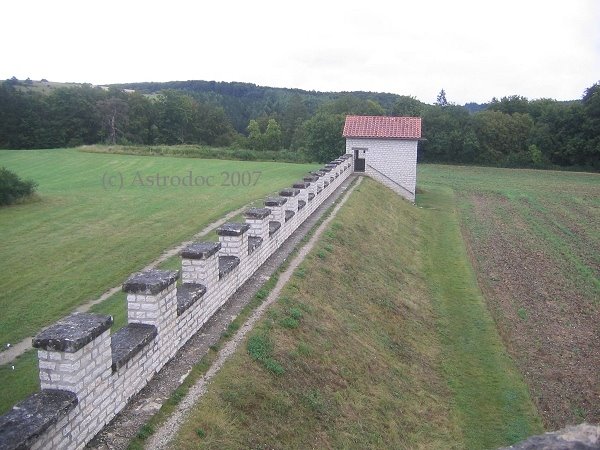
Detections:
[417, 88, 599, 169]
[0, 82, 236, 149]
[0, 78, 598, 169]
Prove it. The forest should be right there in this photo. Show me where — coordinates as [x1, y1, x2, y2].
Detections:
[0, 77, 598, 169]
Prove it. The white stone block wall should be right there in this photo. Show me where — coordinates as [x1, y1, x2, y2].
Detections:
[267, 201, 286, 224]
[346, 137, 418, 202]
[246, 217, 269, 241]
[295, 184, 309, 205]
[218, 229, 249, 269]
[127, 285, 176, 332]
[181, 243, 220, 289]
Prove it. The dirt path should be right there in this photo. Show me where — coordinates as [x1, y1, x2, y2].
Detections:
[0, 206, 249, 366]
[145, 176, 362, 450]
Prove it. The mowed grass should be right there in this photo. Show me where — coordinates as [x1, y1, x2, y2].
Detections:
[0, 148, 316, 348]
[418, 165, 599, 427]
[173, 178, 541, 449]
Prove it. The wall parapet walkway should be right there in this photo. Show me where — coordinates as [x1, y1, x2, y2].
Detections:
[0, 155, 353, 450]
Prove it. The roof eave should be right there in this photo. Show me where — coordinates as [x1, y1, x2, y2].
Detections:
[343, 135, 422, 140]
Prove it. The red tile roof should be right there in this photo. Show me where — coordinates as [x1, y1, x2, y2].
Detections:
[343, 115, 422, 139]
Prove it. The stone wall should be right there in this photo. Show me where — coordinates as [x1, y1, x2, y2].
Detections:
[500, 423, 599, 450]
[0, 156, 353, 450]
[345, 137, 418, 202]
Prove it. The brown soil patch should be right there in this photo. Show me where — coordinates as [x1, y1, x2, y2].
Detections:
[462, 193, 599, 429]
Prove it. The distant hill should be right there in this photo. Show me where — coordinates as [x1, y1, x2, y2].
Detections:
[463, 102, 489, 114]
[110, 80, 405, 133]
[4, 77, 91, 95]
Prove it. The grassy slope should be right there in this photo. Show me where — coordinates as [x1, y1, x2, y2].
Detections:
[419, 164, 599, 427]
[13, 80, 84, 95]
[174, 178, 541, 449]
[0, 149, 316, 346]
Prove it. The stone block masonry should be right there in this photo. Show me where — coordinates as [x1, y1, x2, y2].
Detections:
[346, 137, 418, 202]
[0, 154, 353, 450]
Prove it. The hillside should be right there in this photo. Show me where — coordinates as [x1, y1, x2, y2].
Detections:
[172, 178, 542, 449]
[4, 78, 87, 94]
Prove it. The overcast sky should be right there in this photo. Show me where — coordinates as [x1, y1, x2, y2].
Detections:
[3, 0, 599, 104]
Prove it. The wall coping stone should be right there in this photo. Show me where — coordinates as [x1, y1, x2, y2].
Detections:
[181, 242, 221, 260]
[499, 423, 600, 450]
[216, 222, 250, 237]
[218, 256, 240, 279]
[268, 221, 281, 236]
[176, 283, 207, 316]
[33, 312, 113, 353]
[264, 196, 287, 207]
[111, 323, 158, 371]
[279, 188, 300, 197]
[248, 236, 263, 255]
[244, 208, 271, 220]
[123, 269, 179, 295]
[0, 389, 78, 450]
[293, 181, 310, 189]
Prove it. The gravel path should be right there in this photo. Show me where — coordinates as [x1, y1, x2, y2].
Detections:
[0, 206, 248, 366]
[87, 175, 359, 449]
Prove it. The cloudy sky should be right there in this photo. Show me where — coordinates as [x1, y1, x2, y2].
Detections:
[3, 0, 599, 104]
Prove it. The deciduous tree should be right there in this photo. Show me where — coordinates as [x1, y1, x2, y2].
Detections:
[97, 97, 128, 145]
[264, 118, 282, 151]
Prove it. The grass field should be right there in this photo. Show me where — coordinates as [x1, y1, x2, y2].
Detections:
[419, 165, 599, 428]
[173, 178, 542, 449]
[0, 149, 316, 348]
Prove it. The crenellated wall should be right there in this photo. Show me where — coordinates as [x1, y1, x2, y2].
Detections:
[0, 155, 353, 450]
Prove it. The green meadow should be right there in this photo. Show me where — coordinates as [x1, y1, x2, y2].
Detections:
[0, 149, 316, 347]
